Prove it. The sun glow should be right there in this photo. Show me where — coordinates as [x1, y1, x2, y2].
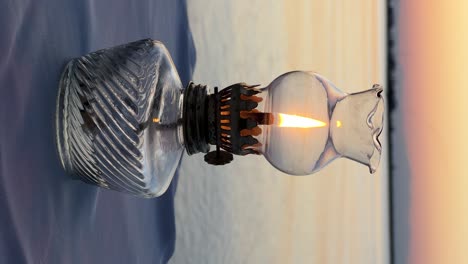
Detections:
[277, 113, 326, 128]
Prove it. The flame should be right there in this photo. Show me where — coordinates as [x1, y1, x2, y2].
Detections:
[277, 113, 326, 128]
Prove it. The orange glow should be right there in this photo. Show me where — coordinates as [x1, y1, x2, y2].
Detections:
[336, 120, 342, 128]
[277, 113, 326, 128]
[401, 1, 468, 263]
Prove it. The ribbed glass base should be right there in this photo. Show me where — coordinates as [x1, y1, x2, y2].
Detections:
[55, 39, 184, 197]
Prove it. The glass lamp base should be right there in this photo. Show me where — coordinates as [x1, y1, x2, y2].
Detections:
[55, 39, 185, 197]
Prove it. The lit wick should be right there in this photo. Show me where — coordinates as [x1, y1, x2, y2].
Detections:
[277, 113, 326, 128]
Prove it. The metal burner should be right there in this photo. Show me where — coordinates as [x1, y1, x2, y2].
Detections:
[183, 83, 273, 165]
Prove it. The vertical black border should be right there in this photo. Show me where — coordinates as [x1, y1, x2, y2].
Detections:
[387, 0, 398, 263]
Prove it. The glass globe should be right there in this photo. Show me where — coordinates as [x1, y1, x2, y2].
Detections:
[251, 71, 384, 175]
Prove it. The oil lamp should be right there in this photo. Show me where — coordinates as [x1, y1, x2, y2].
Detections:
[56, 39, 384, 198]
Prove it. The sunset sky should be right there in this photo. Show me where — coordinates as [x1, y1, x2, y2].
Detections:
[399, 0, 468, 263]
